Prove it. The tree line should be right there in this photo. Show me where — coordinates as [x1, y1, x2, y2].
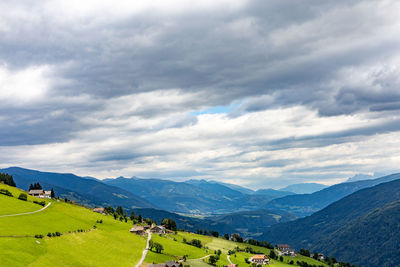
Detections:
[0, 173, 16, 187]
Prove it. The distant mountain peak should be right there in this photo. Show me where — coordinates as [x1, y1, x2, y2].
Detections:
[279, 182, 328, 194]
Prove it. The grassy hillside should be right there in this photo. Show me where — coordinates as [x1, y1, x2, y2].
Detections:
[144, 231, 328, 267]
[0, 184, 146, 266]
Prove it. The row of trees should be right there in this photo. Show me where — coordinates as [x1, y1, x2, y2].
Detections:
[0, 173, 16, 187]
[29, 182, 42, 190]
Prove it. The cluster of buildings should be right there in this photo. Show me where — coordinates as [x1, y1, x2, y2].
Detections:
[28, 189, 52, 199]
[148, 261, 182, 267]
[130, 224, 173, 235]
[276, 244, 295, 257]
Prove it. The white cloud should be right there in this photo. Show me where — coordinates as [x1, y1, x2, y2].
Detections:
[0, 65, 52, 104]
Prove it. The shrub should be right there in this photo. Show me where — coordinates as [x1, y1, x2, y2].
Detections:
[0, 189, 13, 197]
[33, 201, 45, 206]
[35, 234, 44, 239]
[18, 193, 28, 201]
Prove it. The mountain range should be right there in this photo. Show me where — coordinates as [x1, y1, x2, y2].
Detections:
[265, 173, 400, 216]
[261, 176, 400, 267]
[103, 176, 294, 214]
[279, 182, 327, 194]
[2, 165, 400, 259]
[0, 167, 155, 210]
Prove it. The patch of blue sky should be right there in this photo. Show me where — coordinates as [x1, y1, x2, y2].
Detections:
[192, 103, 239, 115]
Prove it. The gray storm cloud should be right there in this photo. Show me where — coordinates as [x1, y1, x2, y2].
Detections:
[0, 0, 399, 187]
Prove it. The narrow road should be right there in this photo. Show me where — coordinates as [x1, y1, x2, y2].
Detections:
[0, 202, 52, 218]
[136, 230, 152, 267]
[227, 255, 233, 264]
[179, 254, 212, 263]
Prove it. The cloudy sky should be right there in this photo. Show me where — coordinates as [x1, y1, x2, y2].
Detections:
[1, 0, 400, 188]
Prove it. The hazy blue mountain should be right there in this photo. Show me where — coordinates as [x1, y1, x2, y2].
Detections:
[133, 208, 235, 234]
[345, 173, 374, 182]
[104, 177, 280, 214]
[266, 173, 400, 216]
[207, 180, 255, 195]
[260, 177, 400, 267]
[0, 167, 155, 210]
[210, 209, 297, 239]
[254, 188, 295, 198]
[279, 182, 328, 194]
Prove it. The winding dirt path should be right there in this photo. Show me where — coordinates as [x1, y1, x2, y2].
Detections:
[136, 230, 152, 267]
[0, 202, 52, 218]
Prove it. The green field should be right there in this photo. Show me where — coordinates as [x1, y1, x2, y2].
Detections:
[144, 231, 328, 267]
[0, 184, 146, 266]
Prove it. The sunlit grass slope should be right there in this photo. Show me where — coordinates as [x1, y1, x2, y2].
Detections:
[0, 184, 146, 266]
[144, 231, 328, 267]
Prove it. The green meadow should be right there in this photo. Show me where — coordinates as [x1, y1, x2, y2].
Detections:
[143, 231, 328, 267]
[0, 184, 146, 266]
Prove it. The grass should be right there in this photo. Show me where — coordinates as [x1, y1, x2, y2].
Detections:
[0, 184, 146, 266]
[0, 194, 42, 215]
[0, 184, 50, 216]
[145, 234, 209, 264]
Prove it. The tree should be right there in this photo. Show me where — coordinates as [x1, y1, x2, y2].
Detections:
[0, 173, 16, 187]
[50, 188, 55, 198]
[116, 206, 124, 215]
[269, 250, 277, 260]
[149, 241, 163, 253]
[154, 243, 164, 253]
[161, 218, 177, 231]
[30, 182, 42, 190]
[224, 233, 229, 240]
[138, 214, 142, 223]
[299, 249, 310, 257]
[130, 211, 135, 221]
[209, 255, 218, 266]
[313, 252, 319, 260]
[210, 231, 219, 237]
[18, 193, 28, 201]
[280, 256, 284, 262]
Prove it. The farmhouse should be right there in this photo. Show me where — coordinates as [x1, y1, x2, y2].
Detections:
[28, 189, 44, 198]
[276, 244, 291, 252]
[225, 264, 238, 267]
[130, 226, 145, 235]
[93, 208, 105, 214]
[276, 244, 295, 256]
[29, 189, 52, 199]
[151, 225, 166, 234]
[317, 253, 325, 260]
[250, 255, 270, 265]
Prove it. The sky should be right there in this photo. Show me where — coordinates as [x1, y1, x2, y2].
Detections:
[0, 0, 400, 189]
